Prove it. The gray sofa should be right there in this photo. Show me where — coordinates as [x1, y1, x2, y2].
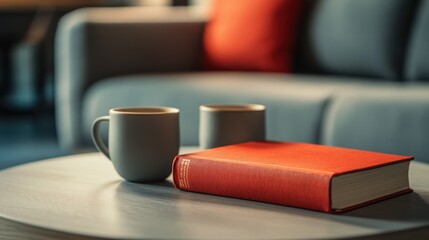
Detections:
[55, 0, 429, 163]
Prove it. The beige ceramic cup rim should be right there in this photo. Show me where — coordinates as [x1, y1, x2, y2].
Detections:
[200, 104, 265, 112]
[110, 107, 179, 115]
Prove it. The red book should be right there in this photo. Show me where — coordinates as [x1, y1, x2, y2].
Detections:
[173, 141, 413, 213]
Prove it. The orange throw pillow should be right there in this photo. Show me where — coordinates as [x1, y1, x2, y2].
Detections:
[203, 0, 305, 72]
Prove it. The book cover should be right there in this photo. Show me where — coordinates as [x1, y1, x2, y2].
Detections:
[172, 141, 413, 213]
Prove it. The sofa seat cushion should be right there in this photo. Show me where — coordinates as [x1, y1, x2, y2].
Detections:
[82, 72, 372, 147]
[322, 83, 429, 163]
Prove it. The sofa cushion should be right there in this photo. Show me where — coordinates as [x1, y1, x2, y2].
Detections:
[298, 0, 416, 79]
[405, 0, 429, 81]
[203, 0, 305, 72]
[81, 72, 372, 148]
[322, 84, 429, 163]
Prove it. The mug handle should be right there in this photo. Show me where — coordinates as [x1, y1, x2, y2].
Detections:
[91, 116, 110, 159]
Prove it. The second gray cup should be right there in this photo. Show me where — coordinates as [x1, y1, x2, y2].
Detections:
[199, 104, 266, 149]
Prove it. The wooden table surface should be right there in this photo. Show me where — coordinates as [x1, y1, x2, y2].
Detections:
[0, 148, 429, 239]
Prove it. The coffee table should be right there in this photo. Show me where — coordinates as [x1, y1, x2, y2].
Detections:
[0, 147, 429, 239]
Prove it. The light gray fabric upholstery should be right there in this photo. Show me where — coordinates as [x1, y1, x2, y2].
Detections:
[55, 7, 206, 151]
[55, 4, 429, 164]
[299, 0, 416, 79]
[405, 0, 429, 81]
[80, 73, 375, 148]
[322, 84, 429, 163]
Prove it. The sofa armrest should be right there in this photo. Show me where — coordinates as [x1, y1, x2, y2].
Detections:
[55, 6, 207, 152]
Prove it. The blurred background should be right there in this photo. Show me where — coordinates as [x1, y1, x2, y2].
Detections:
[0, 0, 209, 169]
[2, 0, 428, 169]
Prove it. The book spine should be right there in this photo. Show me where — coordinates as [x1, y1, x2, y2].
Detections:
[173, 156, 332, 212]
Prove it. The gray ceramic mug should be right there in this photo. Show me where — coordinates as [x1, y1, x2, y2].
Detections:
[91, 107, 180, 182]
[199, 104, 266, 149]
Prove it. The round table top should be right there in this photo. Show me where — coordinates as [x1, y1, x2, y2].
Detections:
[0, 148, 429, 239]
